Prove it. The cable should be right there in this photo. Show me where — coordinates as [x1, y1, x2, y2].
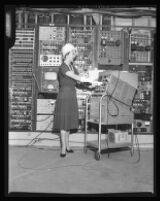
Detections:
[107, 95, 119, 117]
[32, 115, 52, 122]
[21, 70, 57, 144]
[134, 132, 141, 163]
[16, 146, 91, 171]
[104, 70, 137, 118]
[106, 128, 140, 164]
[16, 132, 140, 172]
[107, 70, 121, 97]
[103, 118, 141, 163]
[110, 95, 134, 109]
[25, 118, 55, 146]
[18, 162, 92, 171]
[17, 139, 140, 172]
[32, 72, 40, 92]
[16, 137, 140, 172]
[104, 71, 120, 118]
[25, 101, 56, 145]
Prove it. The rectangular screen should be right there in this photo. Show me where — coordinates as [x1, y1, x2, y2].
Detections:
[44, 72, 57, 80]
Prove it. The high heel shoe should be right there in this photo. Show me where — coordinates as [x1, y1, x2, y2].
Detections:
[60, 153, 66, 157]
[66, 149, 74, 153]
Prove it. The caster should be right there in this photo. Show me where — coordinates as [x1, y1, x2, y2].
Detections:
[83, 146, 88, 154]
[95, 151, 101, 160]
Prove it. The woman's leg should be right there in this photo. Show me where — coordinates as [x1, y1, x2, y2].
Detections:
[65, 131, 70, 150]
[66, 131, 74, 152]
[60, 130, 66, 154]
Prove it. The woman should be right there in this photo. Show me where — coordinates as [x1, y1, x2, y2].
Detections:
[54, 43, 90, 157]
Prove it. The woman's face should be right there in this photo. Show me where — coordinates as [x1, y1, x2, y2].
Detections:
[67, 49, 77, 63]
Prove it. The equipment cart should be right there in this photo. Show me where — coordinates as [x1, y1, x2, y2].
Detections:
[84, 93, 135, 160]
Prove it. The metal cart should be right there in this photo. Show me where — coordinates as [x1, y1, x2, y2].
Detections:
[84, 93, 135, 160]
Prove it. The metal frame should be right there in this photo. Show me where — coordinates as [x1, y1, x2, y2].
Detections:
[84, 93, 134, 160]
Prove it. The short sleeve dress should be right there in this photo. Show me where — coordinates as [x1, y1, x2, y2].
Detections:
[53, 62, 79, 131]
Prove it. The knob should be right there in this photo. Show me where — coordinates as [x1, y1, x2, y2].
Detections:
[137, 121, 142, 127]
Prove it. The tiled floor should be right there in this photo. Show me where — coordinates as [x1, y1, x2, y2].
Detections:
[8, 145, 154, 196]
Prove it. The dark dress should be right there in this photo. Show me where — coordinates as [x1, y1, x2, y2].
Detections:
[54, 62, 79, 131]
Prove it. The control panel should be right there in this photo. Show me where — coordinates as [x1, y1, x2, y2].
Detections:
[36, 26, 66, 93]
[68, 26, 96, 76]
[98, 29, 129, 67]
[134, 119, 152, 134]
[129, 29, 152, 64]
[38, 26, 66, 67]
[9, 29, 35, 131]
[129, 65, 152, 116]
[39, 66, 59, 93]
[8, 24, 154, 135]
[129, 65, 153, 133]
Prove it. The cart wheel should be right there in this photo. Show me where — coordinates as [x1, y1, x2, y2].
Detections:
[83, 146, 88, 154]
[95, 151, 101, 160]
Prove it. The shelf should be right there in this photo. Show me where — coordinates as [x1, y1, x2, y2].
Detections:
[87, 140, 132, 150]
[87, 119, 132, 125]
[129, 62, 153, 66]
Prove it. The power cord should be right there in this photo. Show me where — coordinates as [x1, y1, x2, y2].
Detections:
[106, 71, 121, 117]
[26, 115, 58, 146]
[133, 132, 141, 163]
[25, 72, 58, 145]
[18, 161, 92, 171]
[17, 135, 140, 172]
[106, 94, 119, 117]
[33, 115, 52, 122]
[104, 128, 141, 164]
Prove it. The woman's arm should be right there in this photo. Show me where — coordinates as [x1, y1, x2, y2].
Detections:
[66, 70, 93, 83]
[65, 71, 81, 82]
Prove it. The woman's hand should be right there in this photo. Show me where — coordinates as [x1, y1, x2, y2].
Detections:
[80, 77, 93, 83]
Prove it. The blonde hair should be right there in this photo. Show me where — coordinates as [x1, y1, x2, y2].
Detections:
[61, 43, 77, 59]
